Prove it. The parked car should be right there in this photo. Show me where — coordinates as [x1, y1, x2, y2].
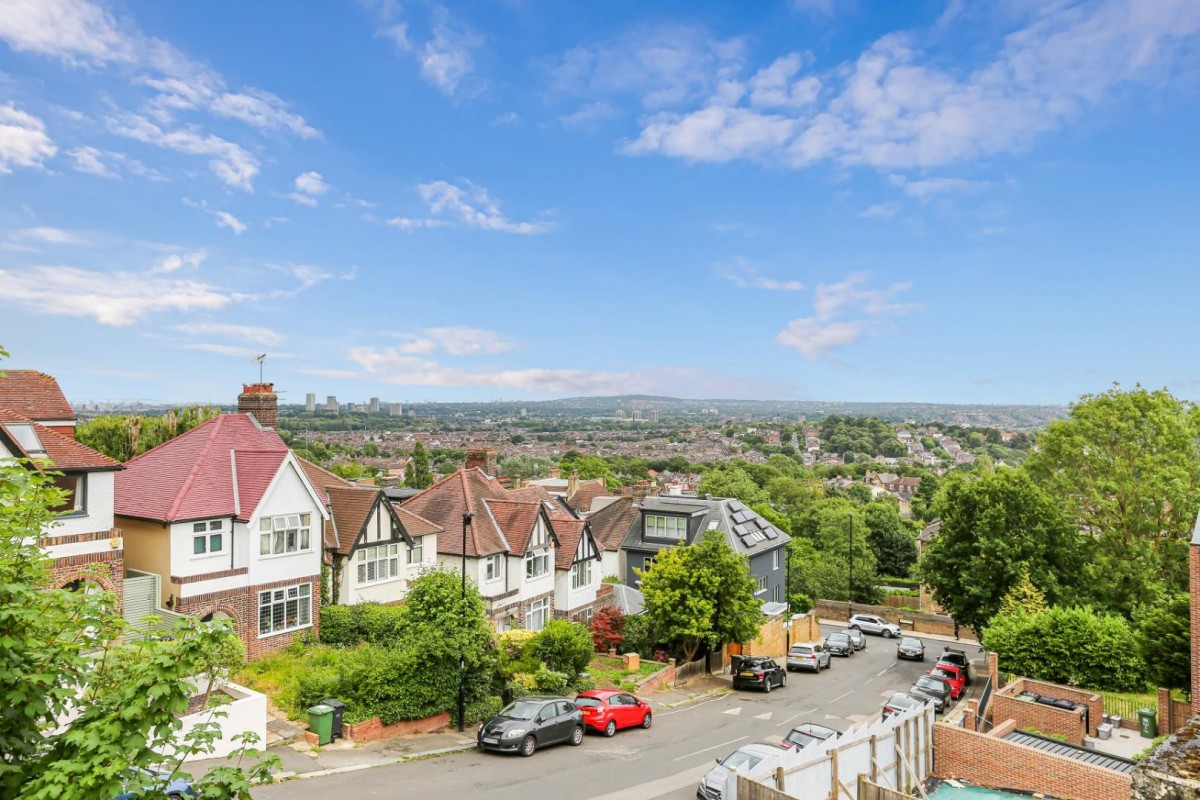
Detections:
[786, 643, 830, 672]
[936, 647, 973, 685]
[927, 664, 966, 700]
[116, 770, 196, 799]
[824, 632, 855, 657]
[845, 627, 867, 651]
[575, 689, 652, 737]
[697, 743, 779, 800]
[732, 655, 787, 693]
[908, 675, 952, 713]
[882, 692, 925, 719]
[780, 722, 839, 751]
[848, 613, 902, 638]
[477, 697, 584, 756]
[896, 636, 925, 661]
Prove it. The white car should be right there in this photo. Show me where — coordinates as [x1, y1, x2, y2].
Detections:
[697, 744, 779, 800]
[848, 613, 901, 638]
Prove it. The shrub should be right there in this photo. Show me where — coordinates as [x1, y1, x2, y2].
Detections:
[318, 602, 406, 647]
[589, 607, 625, 652]
[317, 605, 356, 646]
[497, 629, 539, 662]
[532, 620, 594, 679]
[533, 666, 570, 695]
[620, 614, 657, 658]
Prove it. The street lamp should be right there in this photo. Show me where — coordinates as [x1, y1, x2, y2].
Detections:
[847, 512, 854, 619]
[458, 511, 474, 733]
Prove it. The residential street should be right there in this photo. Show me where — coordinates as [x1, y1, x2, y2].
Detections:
[253, 630, 979, 800]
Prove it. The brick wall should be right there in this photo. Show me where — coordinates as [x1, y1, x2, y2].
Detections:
[813, 599, 973, 640]
[175, 573, 321, 660]
[1158, 688, 1193, 736]
[344, 711, 450, 742]
[742, 613, 787, 660]
[991, 678, 1099, 744]
[635, 660, 676, 694]
[50, 549, 125, 613]
[1192, 542, 1200, 714]
[934, 723, 1131, 800]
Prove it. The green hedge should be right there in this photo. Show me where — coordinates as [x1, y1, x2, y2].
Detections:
[319, 602, 406, 646]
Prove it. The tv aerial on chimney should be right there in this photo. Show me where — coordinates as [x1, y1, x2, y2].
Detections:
[256, 353, 267, 384]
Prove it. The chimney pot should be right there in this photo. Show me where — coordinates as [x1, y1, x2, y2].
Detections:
[238, 383, 277, 428]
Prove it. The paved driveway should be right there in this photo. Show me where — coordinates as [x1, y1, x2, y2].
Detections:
[253, 629, 978, 800]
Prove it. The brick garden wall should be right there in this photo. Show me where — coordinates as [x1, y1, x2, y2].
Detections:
[50, 547, 125, 612]
[344, 711, 450, 743]
[1192, 543, 1200, 714]
[175, 573, 321, 660]
[934, 723, 1132, 800]
[742, 613, 787, 660]
[635, 661, 676, 694]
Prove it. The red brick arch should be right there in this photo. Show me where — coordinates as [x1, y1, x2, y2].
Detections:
[58, 571, 118, 595]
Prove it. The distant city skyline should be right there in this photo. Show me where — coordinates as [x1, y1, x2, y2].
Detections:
[2, 1, 1199, 405]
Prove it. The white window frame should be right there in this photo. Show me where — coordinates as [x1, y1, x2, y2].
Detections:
[526, 597, 549, 632]
[525, 548, 550, 580]
[570, 558, 593, 590]
[772, 549, 780, 571]
[575, 606, 594, 625]
[755, 574, 768, 595]
[644, 514, 686, 540]
[356, 544, 401, 585]
[257, 583, 312, 637]
[258, 513, 313, 557]
[406, 538, 423, 565]
[484, 554, 503, 583]
[191, 519, 227, 558]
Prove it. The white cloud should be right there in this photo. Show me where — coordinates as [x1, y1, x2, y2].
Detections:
[889, 174, 985, 198]
[791, 0, 837, 16]
[776, 273, 919, 361]
[288, 170, 330, 206]
[395, 327, 516, 357]
[366, 3, 483, 97]
[717, 258, 805, 291]
[13, 226, 81, 244]
[110, 114, 258, 190]
[180, 342, 295, 359]
[622, 0, 1200, 169]
[0, 103, 56, 174]
[153, 249, 206, 273]
[859, 202, 900, 219]
[416, 180, 551, 234]
[67, 145, 117, 178]
[559, 102, 618, 131]
[294, 367, 366, 380]
[0, 265, 236, 326]
[183, 198, 248, 234]
[174, 323, 286, 347]
[0, 0, 137, 66]
[386, 216, 447, 231]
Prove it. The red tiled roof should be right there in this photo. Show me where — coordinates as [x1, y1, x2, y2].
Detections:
[0, 406, 121, 471]
[567, 479, 611, 512]
[483, 498, 548, 556]
[550, 517, 588, 570]
[0, 370, 75, 421]
[325, 485, 383, 555]
[395, 506, 444, 538]
[587, 496, 639, 552]
[115, 413, 289, 522]
[401, 468, 513, 557]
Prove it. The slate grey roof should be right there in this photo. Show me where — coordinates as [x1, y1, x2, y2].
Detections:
[606, 583, 645, 615]
[1001, 730, 1135, 774]
[621, 495, 790, 555]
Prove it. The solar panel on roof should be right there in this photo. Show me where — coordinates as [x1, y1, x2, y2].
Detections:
[762, 527, 778, 540]
[727, 500, 745, 511]
[732, 522, 749, 535]
[731, 510, 750, 523]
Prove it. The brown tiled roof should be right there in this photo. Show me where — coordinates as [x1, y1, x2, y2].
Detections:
[325, 485, 384, 554]
[0, 370, 76, 421]
[296, 456, 354, 500]
[395, 506, 444, 538]
[483, 498, 549, 555]
[586, 496, 639, 552]
[567, 479, 610, 512]
[550, 517, 588, 570]
[0, 406, 122, 471]
[401, 468, 513, 557]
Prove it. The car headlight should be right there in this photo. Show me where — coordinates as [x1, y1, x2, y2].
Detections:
[503, 728, 526, 739]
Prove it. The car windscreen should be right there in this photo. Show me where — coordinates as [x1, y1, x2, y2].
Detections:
[574, 697, 602, 708]
[499, 700, 543, 720]
[721, 750, 764, 771]
[900, 638, 921, 647]
[915, 677, 944, 692]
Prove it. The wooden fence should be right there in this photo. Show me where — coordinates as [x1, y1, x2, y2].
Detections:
[675, 656, 709, 683]
[858, 776, 915, 800]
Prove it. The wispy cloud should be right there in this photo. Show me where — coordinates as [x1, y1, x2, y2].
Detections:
[12, 226, 83, 244]
[183, 198, 248, 234]
[394, 327, 516, 357]
[153, 249, 206, 273]
[859, 202, 899, 220]
[288, 170, 330, 206]
[180, 342, 295, 359]
[415, 180, 551, 234]
[717, 258, 805, 291]
[67, 145, 117, 178]
[889, 174, 985, 199]
[776, 273, 919, 361]
[366, 3, 484, 97]
[0, 103, 56, 174]
[385, 216, 447, 231]
[172, 322, 284, 346]
[112, 114, 258, 191]
[621, 0, 1200, 170]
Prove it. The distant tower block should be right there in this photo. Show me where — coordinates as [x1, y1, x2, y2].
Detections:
[326, 395, 338, 412]
[370, 397, 381, 413]
[305, 393, 316, 412]
[649, 409, 659, 422]
[633, 410, 643, 421]
[389, 403, 403, 416]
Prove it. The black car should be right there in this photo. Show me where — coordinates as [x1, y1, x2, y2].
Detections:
[908, 675, 951, 713]
[824, 632, 854, 657]
[896, 636, 925, 661]
[732, 656, 787, 693]
[882, 692, 925, 719]
[478, 697, 584, 756]
[937, 647, 973, 685]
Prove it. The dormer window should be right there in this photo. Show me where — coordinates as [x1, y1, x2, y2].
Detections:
[645, 514, 686, 540]
[6, 422, 45, 456]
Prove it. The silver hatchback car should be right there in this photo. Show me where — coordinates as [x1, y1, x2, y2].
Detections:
[786, 643, 831, 672]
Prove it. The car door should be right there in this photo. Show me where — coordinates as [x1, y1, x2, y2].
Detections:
[534, 703, 557, 742]
[557, 700, 578, 741]
[814, 644, 828, 667]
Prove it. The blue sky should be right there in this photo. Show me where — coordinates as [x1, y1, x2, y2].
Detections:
[2, 0, 1199, 406]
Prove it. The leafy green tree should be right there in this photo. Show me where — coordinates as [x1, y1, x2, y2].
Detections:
[997, 570, 1049, 617]
[864, 502, 918, 578]
[697, 464, 768, 506]
[1025, 386, 1200, 612]
[77, 406, 220, 462]
[531, 620, 594, 680]
[498, 453, 555, 481]
[983, 606, 1146, 692]
[0, 463, 276, 799]
[558, 454, 611, 481]
[788, 499, 880, 604]
[404, 440, 434, 488]
[920, 469, 1086, 634]
[1133, 594, 1191, 692]
[639, 531, 762, 662]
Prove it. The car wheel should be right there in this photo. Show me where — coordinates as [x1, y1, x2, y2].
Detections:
[520, 735, 537, 757]
[764, 677, 773, 693]
[570, 726, 584, 746]
[884, 630, 894, 639]
[604, 720, 617, 737]
[642, 713, 652, 729]
[781, 672, 787, 687]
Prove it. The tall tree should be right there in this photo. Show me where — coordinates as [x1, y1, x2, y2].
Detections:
[864, 502, 918, 578]
[76, 407, 220, 462]
[497, 453, 555, 481]
[697, 464, 768, 506]
[919, 469, 1086, 634]
[0, 463, 275, 799]
[1025, 385, 1200, 612]
[404, 440, 434, 488]
[639, 531, 762, 662]
[1133, 594, 1191, 692]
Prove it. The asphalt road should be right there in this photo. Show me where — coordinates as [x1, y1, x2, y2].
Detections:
[253, 629, 981, 800]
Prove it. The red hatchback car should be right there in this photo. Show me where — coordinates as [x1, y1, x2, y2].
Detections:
[927, 664, 966, 700]
[575, 690, 653, 737]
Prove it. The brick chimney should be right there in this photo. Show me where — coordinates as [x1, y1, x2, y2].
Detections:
[465, 448, 498, 476]
[238, 383, 277, 428]
[567, 470, 579, 499]
[632, 480, 651, 503]
[549, 465, 562, 479]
